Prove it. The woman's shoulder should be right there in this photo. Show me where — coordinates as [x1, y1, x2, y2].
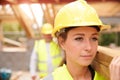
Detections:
[94, 71, 107, 80]
[42, 64, 73, 80]
[42, 65, 65, 80]
[52, 64, 67, 76]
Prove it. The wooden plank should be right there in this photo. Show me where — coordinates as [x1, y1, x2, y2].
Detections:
[3, 37, 22, 47]
[0, 15, 17, 21]
[29, 4, 39, 28]
[42, 4, 53, 24]
[48, 4, 55, 25]
[41, 4, 49, 23]
[98, 46, 120, 57]
[2, 47, 26, 52]
[11, 5, 35, 38]
[0, 20, 3, 51]
[92, 46, 120, 79]
[89, 2, 120, 17]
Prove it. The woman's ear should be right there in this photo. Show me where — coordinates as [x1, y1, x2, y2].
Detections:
[58, 37, 65, 50]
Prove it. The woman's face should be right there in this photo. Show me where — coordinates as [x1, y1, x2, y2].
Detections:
[43, 34, 53, 42]
[60, 26, 99, 66]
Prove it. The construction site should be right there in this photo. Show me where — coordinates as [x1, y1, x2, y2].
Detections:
[0, 0, 120, 80]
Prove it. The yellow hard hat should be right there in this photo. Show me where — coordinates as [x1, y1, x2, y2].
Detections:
[53, 0, 110, 37]
[41, 23, 53, 34]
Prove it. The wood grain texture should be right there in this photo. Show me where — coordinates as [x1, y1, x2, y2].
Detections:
[92, 46, 120, 79]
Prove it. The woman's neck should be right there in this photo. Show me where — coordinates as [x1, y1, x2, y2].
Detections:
[66, 61, 91, 80]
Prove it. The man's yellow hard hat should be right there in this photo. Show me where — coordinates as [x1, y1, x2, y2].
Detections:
[41, 23, 53, 34]
[53, 0, 110, 37]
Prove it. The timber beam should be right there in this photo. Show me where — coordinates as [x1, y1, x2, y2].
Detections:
[92, 46, 120, 79]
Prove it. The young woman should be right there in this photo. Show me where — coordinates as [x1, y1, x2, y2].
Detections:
[42, 0, 120, 80]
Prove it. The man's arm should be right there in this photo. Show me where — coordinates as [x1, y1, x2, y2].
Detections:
[29, 48, 37, 80]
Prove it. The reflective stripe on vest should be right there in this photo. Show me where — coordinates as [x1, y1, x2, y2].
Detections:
[35, 39, 62, 77]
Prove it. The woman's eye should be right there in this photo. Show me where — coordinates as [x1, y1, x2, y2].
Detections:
[92, 37, 98, 41]
[75, 37, 83, 41]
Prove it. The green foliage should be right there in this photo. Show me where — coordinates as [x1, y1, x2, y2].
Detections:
[99, 32, 117, 46]
[3, 22, 23, 32]
[117, 32, 120, 46]
[2, 22, 26, 41]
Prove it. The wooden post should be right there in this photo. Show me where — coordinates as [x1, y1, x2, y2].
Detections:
[0, 19, 3, 51]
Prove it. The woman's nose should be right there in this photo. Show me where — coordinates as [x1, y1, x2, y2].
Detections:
[84, 40, 92, 51]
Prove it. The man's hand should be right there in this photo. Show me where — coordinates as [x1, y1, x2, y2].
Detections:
[31, 75, 37, 80]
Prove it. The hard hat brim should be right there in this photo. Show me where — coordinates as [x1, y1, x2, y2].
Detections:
[100, 25, 111, 31]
